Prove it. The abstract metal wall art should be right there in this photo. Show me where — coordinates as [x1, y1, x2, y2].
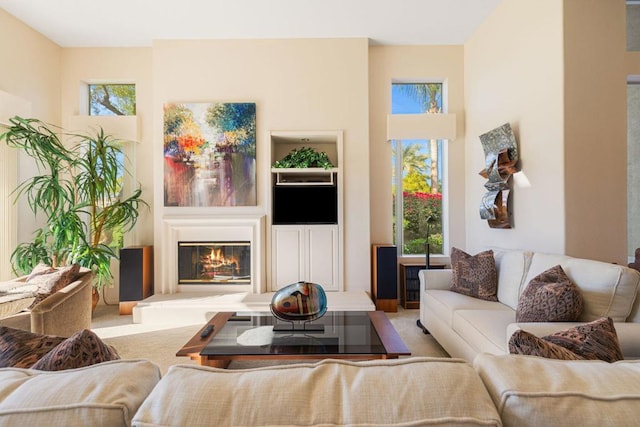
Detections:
[478, 123, 520, 229]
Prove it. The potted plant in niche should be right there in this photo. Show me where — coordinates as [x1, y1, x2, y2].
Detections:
[272, 146, 334, 169]
[0, 116, 147, 307]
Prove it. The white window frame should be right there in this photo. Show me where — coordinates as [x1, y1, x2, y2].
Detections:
[391, 79, 450, 259]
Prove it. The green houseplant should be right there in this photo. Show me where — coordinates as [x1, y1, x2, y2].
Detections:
[0, 116, 147, 298]
[272, 146, 334, 169]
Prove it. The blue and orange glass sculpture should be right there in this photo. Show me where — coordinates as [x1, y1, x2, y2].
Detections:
[270, 282, 327, 331]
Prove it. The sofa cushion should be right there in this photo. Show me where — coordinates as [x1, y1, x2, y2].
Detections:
[424, 289, 512, 328]
[0, 326, 65, 368]
[493, 249, 531, 310]
[508, 329, 584, 360]
[0, 359, 160, 427]
[474, 353, 640, 427]
[0, 293, 36, 319]
[523, 254, 639, 322]
[132, 358, 502, 427]
[453, 309, 516, 354]
[450, 247, 498, 301]
[542, 317, 623, 362]
[31, 329, 120, 371]
[516, 265, 583, 322]
[563, 259, 640, 322]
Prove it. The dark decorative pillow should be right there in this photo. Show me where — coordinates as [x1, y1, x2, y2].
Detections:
[516, 265, 583, 322]
[0, 326, 65, 368]
[449, 247, 498, 301]
[543, 317, 623, 363]
[31, 329, 120, 371]
[508, 329, 585, 360]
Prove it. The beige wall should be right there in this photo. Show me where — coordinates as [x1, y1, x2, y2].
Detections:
[563, 0, 627, 264]
[0, 8, 61, 252]
[464, 0, 565, 255]
[60, 48, 154, 244]
[368, 45, 466, 263]
[152, 39, 371, 293]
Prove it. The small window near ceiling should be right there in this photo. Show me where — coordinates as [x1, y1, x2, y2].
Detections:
[89, 84, 136, 116]
[391, 82, 445, 256]
[628, 1, 640, 51]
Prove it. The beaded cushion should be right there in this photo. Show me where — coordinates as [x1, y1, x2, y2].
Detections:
[543, 317, 623, 363]
[0, 326, 65, 368]
[516, 264, 583, 322]
[449, 247, 498, 301]
[31, 329, 120, 371]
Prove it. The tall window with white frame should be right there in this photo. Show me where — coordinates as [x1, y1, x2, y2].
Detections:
[391, 82, 445, 256]
[87, 83, 137, 251]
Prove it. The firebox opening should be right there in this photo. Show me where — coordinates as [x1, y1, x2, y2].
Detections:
[178, 241, 251, 284]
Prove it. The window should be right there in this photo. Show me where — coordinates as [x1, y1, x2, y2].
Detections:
[391, 82, 445, 256]
[89, 84, 136, 116]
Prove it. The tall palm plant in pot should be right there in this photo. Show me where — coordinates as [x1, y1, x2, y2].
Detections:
[0, 116, 147, 303]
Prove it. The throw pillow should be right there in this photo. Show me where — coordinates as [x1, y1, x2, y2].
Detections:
[0, 326, 65, 368]
[31, 329, 120, 371]
[508, 329, 585, 360]
[28, 263, 81, 307]
[25, 263, 57, 282]
[542, 317, 623, 363]
[449, 247, 498, 301]
[516, 264, 583, 322]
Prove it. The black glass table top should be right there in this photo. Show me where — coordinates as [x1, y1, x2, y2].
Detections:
[201, 311, 386, 356]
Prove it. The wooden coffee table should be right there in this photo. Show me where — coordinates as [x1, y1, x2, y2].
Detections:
[177, 311, 410, 368]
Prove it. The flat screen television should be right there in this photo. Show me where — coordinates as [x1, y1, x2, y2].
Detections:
[273, 185, 338, 224]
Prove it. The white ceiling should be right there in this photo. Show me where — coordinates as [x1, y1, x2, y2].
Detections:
[0, 0, 501, 47]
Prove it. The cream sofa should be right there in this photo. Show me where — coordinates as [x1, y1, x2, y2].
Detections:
[1, 356, 639, 427]
[0, 270, 94, 337]
[420, 249, 640, 361]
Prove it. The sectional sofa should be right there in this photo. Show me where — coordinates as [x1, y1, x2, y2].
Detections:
[0, 355, 639, 426]
[420, 249, 640, 361]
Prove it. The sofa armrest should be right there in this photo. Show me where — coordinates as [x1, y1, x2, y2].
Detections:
[419, 268, 452, 291]
[30, 271, 94, 337]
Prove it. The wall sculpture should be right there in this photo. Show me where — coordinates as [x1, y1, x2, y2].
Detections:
[478, 123, 519, 229]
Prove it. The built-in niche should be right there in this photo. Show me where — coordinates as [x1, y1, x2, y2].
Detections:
[268, 131, 344, 292]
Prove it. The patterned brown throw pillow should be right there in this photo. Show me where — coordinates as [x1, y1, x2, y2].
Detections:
[508, 329, 585, 360]
[31, 329, 120, 371]
[0, 326, 65, 368]
[449, 247, 498, 301]
[28, 263, 81, 308]
[516, 265, 583, 322]
[542, 317, 623, 363]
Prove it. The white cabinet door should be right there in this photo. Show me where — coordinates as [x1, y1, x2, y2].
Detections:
[271, 226, 305, 290]
[306, 225, 339, 291]
[271, 224, 340, 291]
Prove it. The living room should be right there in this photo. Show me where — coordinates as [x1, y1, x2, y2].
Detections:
[0, 0, 636, 294]
[1, 1, 639, 425]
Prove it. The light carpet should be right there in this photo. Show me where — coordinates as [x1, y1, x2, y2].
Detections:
[92, 304, 449, 374]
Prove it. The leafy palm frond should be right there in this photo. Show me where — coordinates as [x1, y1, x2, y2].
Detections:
[1, 116, 148, 290]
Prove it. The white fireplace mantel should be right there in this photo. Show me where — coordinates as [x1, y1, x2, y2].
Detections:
[160, 215, 265, 294]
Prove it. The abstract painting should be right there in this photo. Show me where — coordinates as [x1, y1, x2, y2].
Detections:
[163, 103, 256, 207]
[478, 123, 519, 229]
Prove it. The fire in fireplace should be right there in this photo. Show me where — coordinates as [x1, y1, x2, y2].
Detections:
[178, 241, 251, 284]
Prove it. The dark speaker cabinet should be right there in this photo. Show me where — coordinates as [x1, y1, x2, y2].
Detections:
[119, 246, 154, 315]
[371, 244, 397, 312]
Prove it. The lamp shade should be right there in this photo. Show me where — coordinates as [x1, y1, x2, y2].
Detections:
[387, 113, 457, 141]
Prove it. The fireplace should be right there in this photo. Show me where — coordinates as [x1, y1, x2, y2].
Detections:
[178, 241, 251, 284]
